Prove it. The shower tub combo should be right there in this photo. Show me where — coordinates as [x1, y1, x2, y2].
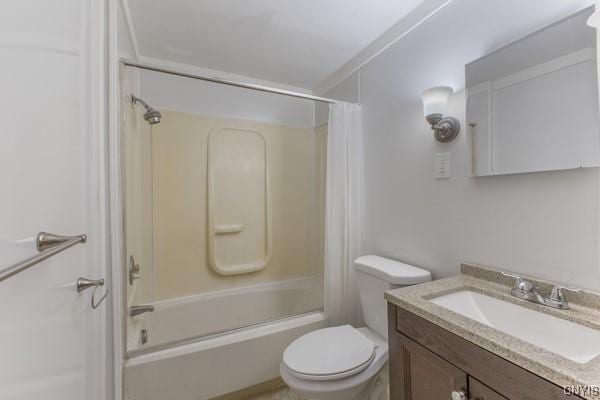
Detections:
[121, 64, 327, 400]
[124, 277, 324, 400]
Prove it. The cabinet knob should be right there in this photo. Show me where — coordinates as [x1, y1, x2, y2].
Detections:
[451, 390, 467, 400]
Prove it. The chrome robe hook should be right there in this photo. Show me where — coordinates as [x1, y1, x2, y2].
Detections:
[77, 277, 109, 309]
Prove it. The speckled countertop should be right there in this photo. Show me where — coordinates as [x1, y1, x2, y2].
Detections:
[385, 263, 600, 398]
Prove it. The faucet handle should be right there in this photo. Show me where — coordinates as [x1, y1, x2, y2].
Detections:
[501, 272, 535, 292]
[130, 305, 155, 317]
[501, 271, 521, 280]
[129, 255, 141, 285]
[549, 285, 582, 302]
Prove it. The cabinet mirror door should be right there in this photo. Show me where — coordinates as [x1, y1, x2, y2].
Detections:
[466, 7, 600, 176]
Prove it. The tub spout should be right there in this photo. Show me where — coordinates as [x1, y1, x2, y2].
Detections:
[130, 305, 155, 317]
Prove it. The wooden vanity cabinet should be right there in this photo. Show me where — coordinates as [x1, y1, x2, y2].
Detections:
[388, 304, 581, 400]
[469, 378, 508, 400]
[393, 331, 467, 399]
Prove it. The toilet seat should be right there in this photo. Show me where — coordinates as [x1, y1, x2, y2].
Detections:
[283, 325, 376, 381]
[280, 327, 389, 400]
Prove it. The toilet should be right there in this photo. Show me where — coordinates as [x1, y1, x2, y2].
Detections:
[280, 255, 431, 400]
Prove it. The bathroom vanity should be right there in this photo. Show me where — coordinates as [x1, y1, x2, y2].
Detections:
[386, 265, 600, 400]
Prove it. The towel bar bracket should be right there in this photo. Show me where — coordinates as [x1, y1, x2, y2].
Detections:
[77, 277, 109, 309]
[37, 232, 87, 252]
[0, 231, 87, 282]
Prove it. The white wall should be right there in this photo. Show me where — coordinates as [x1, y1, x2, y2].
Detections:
[315, 70, 360, 126]
[324, 0, 600, 290]
[118, 2, 136, 59]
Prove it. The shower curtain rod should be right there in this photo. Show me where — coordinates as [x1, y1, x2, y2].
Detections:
[121, 59, 341, 105]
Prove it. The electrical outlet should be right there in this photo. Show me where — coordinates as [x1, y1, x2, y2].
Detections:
[435, 152, 451, 179]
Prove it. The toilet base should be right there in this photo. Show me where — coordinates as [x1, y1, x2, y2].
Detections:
[281, 364, 389, 400]
[369, 365, 390, 400]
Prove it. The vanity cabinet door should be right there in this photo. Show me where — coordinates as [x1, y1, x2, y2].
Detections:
[469, 377, 509, 400]
[391, 304, 581, 400]
[391, 332, 467, 400]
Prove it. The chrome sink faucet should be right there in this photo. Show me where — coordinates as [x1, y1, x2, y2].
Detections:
[501, 272, 582, 310]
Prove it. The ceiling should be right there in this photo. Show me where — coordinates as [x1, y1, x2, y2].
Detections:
[363, 0, 597, 99]
[124, 0, 428, 90]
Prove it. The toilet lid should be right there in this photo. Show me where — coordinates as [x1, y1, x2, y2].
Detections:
[283, 325, 376, 380]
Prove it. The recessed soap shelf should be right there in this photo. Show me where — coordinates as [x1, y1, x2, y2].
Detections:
[214, 224, 244, 235]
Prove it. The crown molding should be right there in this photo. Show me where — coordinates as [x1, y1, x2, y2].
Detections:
[314, 0, 454, 95]
[119, 0, 141, 60]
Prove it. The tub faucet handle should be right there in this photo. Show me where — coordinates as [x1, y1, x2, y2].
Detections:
[129, 255, 141, 285]
[130, 305, 154, 317]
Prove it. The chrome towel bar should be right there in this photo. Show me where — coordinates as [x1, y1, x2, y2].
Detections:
[0, 232, 87, 282]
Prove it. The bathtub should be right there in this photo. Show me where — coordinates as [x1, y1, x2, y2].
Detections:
[124, 276, 325, 400]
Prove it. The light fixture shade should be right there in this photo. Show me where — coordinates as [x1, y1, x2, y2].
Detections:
[420, 86, 453, 117]
[588, 8, 600, 28]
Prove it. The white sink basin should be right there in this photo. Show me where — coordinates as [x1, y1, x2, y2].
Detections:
[431, 290, 600, 364]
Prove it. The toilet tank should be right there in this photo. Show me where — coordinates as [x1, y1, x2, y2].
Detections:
[354, 255, 431, 339]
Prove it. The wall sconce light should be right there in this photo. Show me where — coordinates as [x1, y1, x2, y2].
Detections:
[587, 7, 600, 28]
[420, 86, 460, 143]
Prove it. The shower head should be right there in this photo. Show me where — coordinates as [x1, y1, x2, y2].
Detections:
[131, 95, 162, 125]
[143, 109, 162, 125]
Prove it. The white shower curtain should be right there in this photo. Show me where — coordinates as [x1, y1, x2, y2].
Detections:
[325, 102, 365, 327]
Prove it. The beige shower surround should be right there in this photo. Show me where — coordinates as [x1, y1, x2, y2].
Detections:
[130, 110, 326, 301]
[125, 95, 154, 307]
